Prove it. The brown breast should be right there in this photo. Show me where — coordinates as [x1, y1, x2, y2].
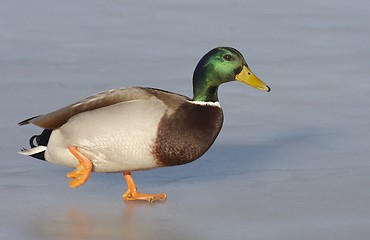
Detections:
[152, 102, 223, 167]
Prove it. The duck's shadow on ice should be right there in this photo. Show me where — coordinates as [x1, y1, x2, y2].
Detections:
[144, 128, 326, 185]
[142, 143, 277, 185]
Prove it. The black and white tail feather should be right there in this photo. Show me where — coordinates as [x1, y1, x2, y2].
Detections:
[18, 129, 52, 161]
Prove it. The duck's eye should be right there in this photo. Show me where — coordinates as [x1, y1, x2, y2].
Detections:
[223, 54, 233, 61]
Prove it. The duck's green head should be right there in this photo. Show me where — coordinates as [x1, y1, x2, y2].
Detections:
[192, 47, 270, 102]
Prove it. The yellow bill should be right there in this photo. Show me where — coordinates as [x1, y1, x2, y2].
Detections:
[235, 65, 270, 92]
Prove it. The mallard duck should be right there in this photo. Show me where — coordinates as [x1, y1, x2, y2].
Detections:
[19, 47, 270, 202]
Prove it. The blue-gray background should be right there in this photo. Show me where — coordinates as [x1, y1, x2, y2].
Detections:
[1, 0, 369, 239]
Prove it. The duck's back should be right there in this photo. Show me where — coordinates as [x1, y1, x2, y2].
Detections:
[19, 87, 183, 129]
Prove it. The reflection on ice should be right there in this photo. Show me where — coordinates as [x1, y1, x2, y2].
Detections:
[32, 203, 197, 240]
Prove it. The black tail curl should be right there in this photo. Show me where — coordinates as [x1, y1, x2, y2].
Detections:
[28, 129, 52, 160]
[30, 129, 52, 148]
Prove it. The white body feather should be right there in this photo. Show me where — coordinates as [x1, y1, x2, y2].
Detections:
[44, 97, 167, 172]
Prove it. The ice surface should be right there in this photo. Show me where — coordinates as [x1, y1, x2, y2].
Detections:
[1, 0, 370, 239]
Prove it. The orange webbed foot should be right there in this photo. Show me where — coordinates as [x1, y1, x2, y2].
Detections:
[67, 146, 92, 188]
[123, 190, 167, 203]
[122, 172, 167, 203]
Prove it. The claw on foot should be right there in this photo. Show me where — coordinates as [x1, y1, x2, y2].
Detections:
[122, 172, 167, 203]
[67, 146, 92, 188]
[123, 191, 167, 203]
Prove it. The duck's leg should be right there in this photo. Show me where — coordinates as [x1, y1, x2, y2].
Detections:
[122, 172, 167, 202]
[66, 146, 93, 188]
